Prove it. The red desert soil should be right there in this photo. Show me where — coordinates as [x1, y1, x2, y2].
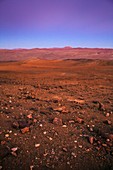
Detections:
[0, 50, 113, 170]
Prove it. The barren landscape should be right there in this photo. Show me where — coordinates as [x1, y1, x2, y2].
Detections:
[0, 48, 113, 170]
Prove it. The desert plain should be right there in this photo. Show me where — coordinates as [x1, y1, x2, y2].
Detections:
[0, 48, 113, 170]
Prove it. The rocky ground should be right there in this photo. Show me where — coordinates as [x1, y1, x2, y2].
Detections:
[0, 59, 113, 170]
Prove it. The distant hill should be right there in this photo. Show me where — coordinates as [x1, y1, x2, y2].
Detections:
[0, 48, 113, 61]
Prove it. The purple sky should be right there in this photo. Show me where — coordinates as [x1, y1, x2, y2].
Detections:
[0, 0, 113, 48]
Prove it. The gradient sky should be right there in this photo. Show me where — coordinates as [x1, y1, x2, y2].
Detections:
[0, 0, 113, 49]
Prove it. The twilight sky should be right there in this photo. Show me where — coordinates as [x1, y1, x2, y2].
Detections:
[0, 0, 113, 49]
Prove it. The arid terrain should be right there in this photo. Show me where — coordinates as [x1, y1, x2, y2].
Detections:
[0, 48, 113, 170]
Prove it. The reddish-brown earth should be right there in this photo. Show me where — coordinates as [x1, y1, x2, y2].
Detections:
[0, 49, 113, 170]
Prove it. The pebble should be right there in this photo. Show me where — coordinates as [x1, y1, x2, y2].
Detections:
[43, 131, 47, 135]
[74, 140, 77, 143]
[89, 136, 94, 144]
[63, 148, 67, 152]
[76, 117, 84, 124]
[33, 119, 37, 123]
[35, 144, 40, 148]
[5, 134, 9, 138]
[98, 102, 105, 111]
[11, 147, 18, 152]
[0, 166, 2, 170]
[106, 113, 110, 117]
[103, 120, 111, 125]
[11, 152, 17, 157]
[89, 127, 93, 132]
[30, 165, 34, 170]
[48, 137, 53, 141]
[27, 114, 32, 119]
[79, 145, 82, 148]
[62, 125, 67, 128]
[102, 144, 107, 147]
[21, 127, 30, 134]
[71, 152, 76, 158]
[39, 124, 43, 127]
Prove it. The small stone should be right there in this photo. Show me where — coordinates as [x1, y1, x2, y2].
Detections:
[106, 138, 110, 142]
[69, 120, 75, 124]
[53, 117, 63, 125]
[30, 165, 34, 170]
[33, 119, 37, 123]
[0, 166, 2, 170]
[76, 117, 84, 124]
[63, 148, 67, 152]
[79, 145, 82, 148]
[89, 127, 93, 132]
[74, 140, 77, 143]
[67, 161, 70, 165]
[98, 102, 105, 111]
[39, 124, 43, 127]
[35, 144, 40, 148]
[62, 125, 67, 128]
[48, 137, 53, 141]
[43, 131, 47, 135]
[5, 134, 9, 138]
[11, 147, 18, 152]
[27, 114, 32, 119]
[12, 121, 19, 129]
[21, 127, 29, 134]
[102, 143, 107, 147]
[11, 152, 17, 157]
[106, 113, 110, 117]
[103, 120, 111, 125]
[89, 136, 94, 144]
[71, 152, 76, 157]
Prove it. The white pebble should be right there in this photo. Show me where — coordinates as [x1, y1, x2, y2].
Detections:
[35, 144, 40, 148]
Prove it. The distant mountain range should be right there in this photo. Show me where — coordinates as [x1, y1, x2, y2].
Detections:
[0, 48, 113, 61]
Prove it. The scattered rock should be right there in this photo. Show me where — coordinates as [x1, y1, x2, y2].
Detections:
[62, 125, 67, 128]
[69, 120, 75, 124]
[62, 148, 67, 152]
[103, 120, 111, 125]
[11, 147, 18, 152]
[71, 152, 76, 158]
[89, 136, 94, 144]
[21, 127, 30, 134]
[35, 144, 40, 148]
[33, 119, 37, 123]
[5, 134, 9, 138]
[105, 113, 110, 117]
[76, 117, 84, 124]
[98, 102, 105, 111]
[27, 114, 32, 119]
